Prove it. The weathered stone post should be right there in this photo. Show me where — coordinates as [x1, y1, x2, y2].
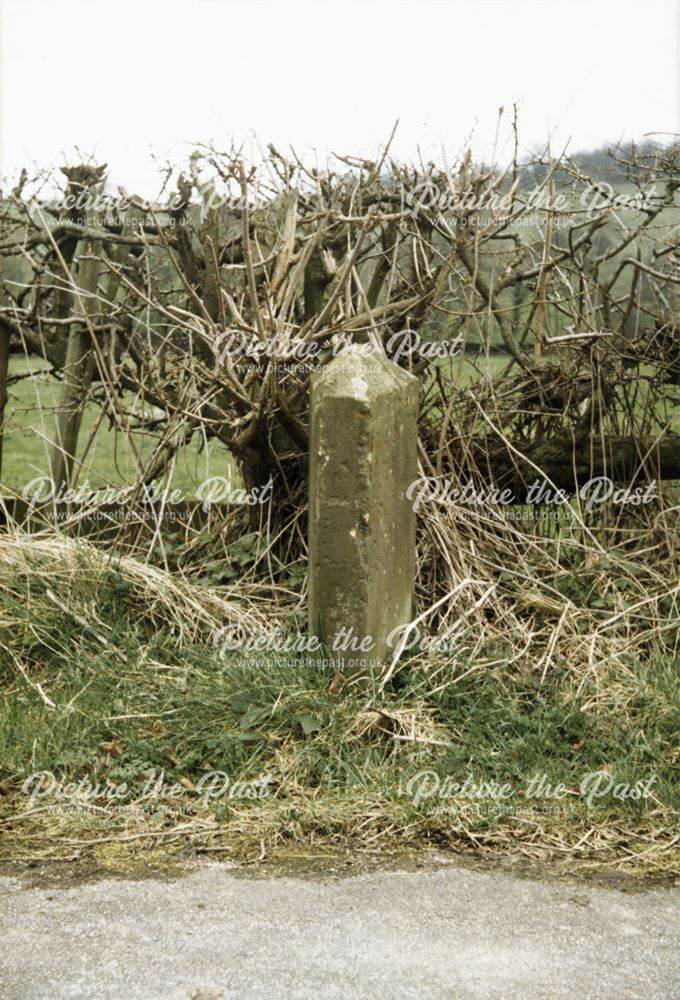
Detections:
[309, 346, 419, 674]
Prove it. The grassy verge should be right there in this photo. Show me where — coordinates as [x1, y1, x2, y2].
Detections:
[1, 534, 678, 877]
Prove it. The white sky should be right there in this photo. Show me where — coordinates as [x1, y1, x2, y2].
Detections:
[0, 0, 678, 196]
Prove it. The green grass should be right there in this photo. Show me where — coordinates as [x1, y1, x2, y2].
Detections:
[2, 352, 505, 497]
[5, 329, 679, 501]
[1, 560, 678, 872]
[2, 356, 235, 494]
[4, 639, 678, 821]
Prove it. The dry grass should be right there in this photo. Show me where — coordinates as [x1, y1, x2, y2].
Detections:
[0, 523, 678, 877]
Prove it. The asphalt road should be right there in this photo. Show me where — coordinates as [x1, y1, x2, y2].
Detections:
[1, 861, 679, 999]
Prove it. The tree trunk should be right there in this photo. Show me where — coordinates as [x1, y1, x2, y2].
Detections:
[462, 433, 680, 495]
[49, 193, 102, 490]
[0, 323, 9, 482]
[49, 326, 96, 489]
